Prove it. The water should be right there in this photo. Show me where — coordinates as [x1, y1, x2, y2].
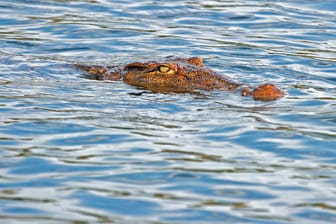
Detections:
[0, 0, 336, 223]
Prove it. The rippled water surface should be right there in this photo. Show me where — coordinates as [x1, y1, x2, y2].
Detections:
[1, 0, 336, 223]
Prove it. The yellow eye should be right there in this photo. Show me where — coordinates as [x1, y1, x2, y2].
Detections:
[158, 65, 170, 73]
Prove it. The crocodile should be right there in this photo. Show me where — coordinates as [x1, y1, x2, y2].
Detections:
[77, 56, 284, 100]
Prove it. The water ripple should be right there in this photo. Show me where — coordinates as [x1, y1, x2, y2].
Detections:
[0, 0, 336, 223]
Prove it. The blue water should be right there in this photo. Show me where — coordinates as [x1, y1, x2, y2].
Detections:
[1, 0, 336, 223]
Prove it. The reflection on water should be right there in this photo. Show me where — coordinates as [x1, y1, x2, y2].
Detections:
[0, 0, 336, 223]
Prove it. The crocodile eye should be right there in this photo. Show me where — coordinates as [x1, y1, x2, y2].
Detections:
[158, 65, 170, 73]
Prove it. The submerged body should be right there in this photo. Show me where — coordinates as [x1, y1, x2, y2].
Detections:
[77, 56, 284, 100]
